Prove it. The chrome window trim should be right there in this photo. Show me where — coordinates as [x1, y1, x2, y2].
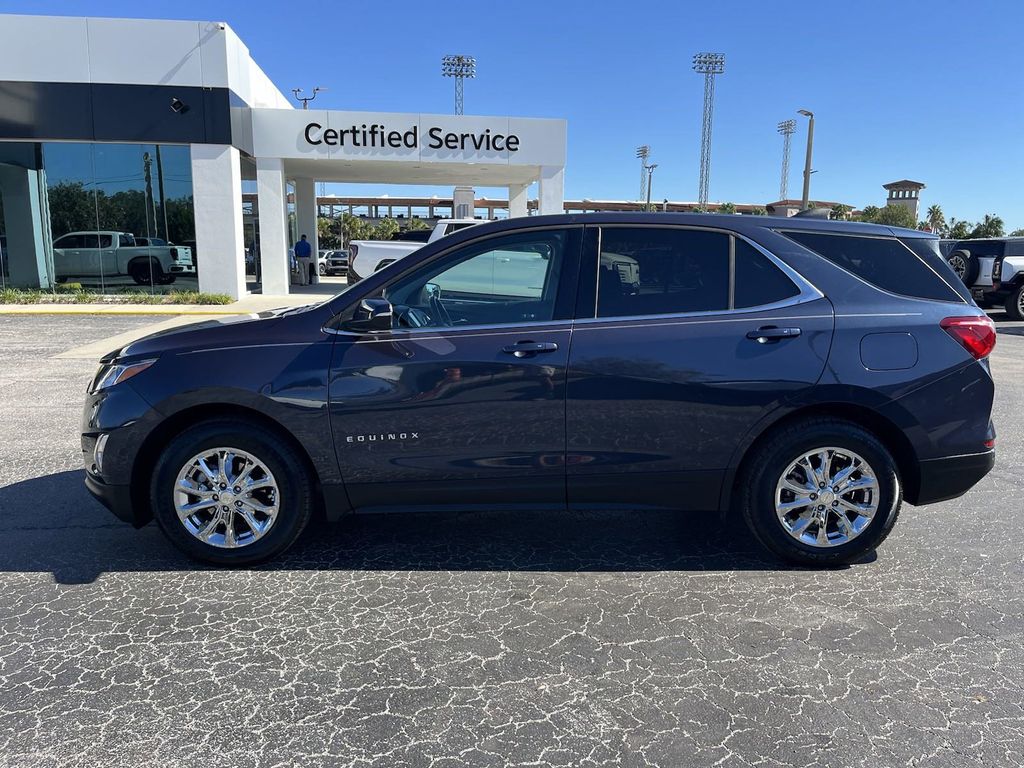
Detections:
[326, 319, 574, 342]
[586, 223, 824, 322]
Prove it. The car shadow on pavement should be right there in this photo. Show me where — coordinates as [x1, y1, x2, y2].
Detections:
[0, 470, 864, 584]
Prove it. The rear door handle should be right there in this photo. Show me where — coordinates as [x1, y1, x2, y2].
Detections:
[501, 341, 559, 357]
[746, 326, 802, 343]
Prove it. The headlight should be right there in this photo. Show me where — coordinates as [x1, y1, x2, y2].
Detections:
[90, 359, 157, 393]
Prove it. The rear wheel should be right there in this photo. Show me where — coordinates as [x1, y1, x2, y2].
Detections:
[318, 263, 326, 276]
[151, 419, 314, 565]
[128, 259, 154, 285]
[1005, 284, 1024, 321]
[739, 418, 902, 566]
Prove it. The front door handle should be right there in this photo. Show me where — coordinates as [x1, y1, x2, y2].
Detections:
[746, 326, 802, 344]
[501, 340, 559, 358]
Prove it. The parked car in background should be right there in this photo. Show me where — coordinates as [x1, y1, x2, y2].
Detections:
[347, 219, 481, 283]
[944, 237, 1024, 319]
[82, 214, 995, 568]
[53, 231, 195, 285]
[323, 249, 349, 276]
[317, 250, 331, 276]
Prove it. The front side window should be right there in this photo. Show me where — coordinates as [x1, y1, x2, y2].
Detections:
[595, 227, 800, 318]
[382, 229, 575, 329]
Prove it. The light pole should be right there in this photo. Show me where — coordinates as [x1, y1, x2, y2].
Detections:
[636, 145, 650, 202]
[645, 164, 658, 212]
[291, 87, 323, 109]
[441, 55, 476, 115]
[776, 119, 796, 200]
[798, 109, 815, 210]
[692, 52, 726, 208]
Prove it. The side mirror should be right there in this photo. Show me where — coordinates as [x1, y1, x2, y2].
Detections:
[424, 282, 441, 301]
[347, 298, 393, 332]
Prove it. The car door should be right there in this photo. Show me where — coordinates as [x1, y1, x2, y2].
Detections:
[52, 234, 81, 278]
[327, 226, 583, 510]
[566, 225, 834, 511]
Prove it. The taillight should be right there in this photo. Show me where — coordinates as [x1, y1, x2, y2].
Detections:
[940, 315, 996, 359]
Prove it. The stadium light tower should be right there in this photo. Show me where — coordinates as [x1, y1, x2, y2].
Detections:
[636, 145, 651, 203]
[441, 55, 476, 115]
[776, 119, 797, 200]
[692, 52, 725, 208]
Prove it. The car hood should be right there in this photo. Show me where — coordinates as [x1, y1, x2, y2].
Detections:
[109, 304, 327, 362]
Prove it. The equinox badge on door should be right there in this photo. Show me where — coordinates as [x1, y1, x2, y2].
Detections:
[345, 432, 420, 443]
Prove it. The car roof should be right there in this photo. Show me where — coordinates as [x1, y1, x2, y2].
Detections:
[462, 213, 933, 240]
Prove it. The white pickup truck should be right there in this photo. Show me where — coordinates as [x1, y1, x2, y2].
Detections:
[52, 231, 196, 285]
[347, 219, 480, 283]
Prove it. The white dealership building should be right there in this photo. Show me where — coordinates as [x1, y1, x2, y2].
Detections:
[0, 14, 567, 298]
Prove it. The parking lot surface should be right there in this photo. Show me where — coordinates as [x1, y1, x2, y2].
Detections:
[0, 314, 1022, 768]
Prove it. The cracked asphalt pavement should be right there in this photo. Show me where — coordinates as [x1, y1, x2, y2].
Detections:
[0, 314, 1022, 767]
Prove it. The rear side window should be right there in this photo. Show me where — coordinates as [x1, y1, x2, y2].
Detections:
[597, 228, 729, 317]
[596, 228, 801, 318]
[783, 231, 962, 302]
[734, 240, 800, 308]
[899, 237, 972, 303]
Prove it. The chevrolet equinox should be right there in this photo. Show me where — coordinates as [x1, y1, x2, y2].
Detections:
[82, 214, 997, 566]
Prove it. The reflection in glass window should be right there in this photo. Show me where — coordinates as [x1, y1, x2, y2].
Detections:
[43, 142, 196, 295]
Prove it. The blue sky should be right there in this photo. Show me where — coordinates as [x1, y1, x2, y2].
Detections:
[5, 0, 1023, 228]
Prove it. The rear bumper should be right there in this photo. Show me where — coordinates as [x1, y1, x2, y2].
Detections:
[910, 449, 995, 506]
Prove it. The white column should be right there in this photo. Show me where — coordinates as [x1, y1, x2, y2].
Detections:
[256, 158, 290, 295]
[191, 144, 246, 300]
[294, 176, 318, 259]
[538, 166, 564, 216]
[0, 164, 49, 289]
[508, 183, 529, 219]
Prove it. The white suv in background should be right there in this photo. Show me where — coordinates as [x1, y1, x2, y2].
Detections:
[944, 238, 1024, 319]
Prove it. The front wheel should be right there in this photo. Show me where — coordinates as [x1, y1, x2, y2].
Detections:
[318, 263, 327, 276]
[1005, 284, 1024, 321]
[739, 418, 902, 567]
[151, 420, 314, 565]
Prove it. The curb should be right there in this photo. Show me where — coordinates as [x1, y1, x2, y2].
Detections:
[0, 304, 246, 316]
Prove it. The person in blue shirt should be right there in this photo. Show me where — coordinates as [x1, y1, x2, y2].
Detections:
[294, 234, 313, 286]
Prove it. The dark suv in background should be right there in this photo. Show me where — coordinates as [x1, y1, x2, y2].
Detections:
[82, 214, 996, 567]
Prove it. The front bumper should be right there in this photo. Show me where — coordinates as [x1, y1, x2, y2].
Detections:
[82, 380, 160, 527]
[911, 449, 995, 506]
[84, 471, 139, 526]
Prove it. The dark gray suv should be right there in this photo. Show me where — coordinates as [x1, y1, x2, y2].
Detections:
[82, 214, 996, 567]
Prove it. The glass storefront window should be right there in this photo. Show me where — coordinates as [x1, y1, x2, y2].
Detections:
[0, 140, 196, 295]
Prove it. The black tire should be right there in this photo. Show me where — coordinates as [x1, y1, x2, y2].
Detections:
[150, 419, 314, 565]
[1005, 284, 1024, 321]
[947, 249, 979, 286]
[128, 259, 154, 286]
[738, 418, 902, 567]
[318, 263, 327, 276]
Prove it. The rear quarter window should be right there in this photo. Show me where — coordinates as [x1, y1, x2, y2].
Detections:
[782, 230, 963, 303]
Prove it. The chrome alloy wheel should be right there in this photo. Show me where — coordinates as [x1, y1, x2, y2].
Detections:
[774, 447, 880, 548]
[173, 447, 280, 549]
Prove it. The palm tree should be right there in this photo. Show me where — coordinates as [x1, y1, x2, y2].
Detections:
[926, 204, 945, 235]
